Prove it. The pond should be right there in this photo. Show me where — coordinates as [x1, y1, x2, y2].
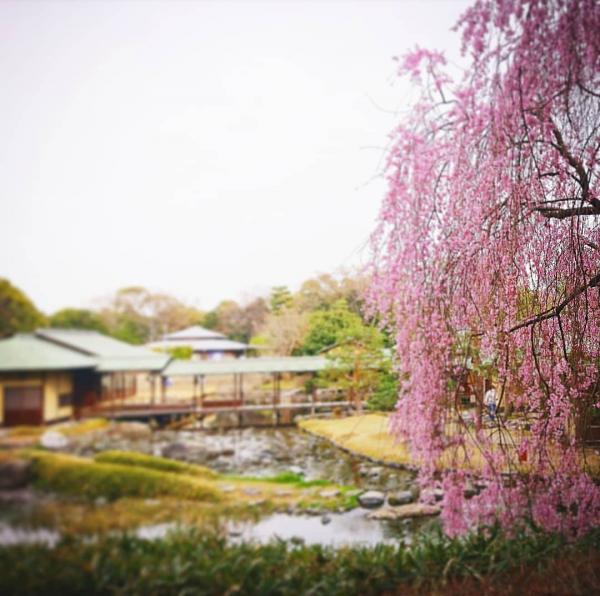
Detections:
[0, 424, 432, 549]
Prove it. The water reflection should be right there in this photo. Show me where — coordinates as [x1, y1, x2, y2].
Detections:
[0, 523, 60, 547]
[227, 510, 416, 548]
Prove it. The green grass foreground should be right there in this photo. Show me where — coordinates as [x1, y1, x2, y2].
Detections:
[0, 526, 599, 596]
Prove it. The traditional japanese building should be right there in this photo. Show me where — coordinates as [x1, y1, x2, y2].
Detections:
[0, 329, 169, 426]
[147, 325, 249, 360]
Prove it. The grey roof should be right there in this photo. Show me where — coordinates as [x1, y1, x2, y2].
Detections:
[95, 355, 170, 373]
[0, 329, 171, 374]
[148, 338, 249, 353]
[163, 326, 225, 341]
[0, 334, 96, 372]
[163, 355, 332, 377]
[36, 329, 171, 373]
[36, 328, 151, 357]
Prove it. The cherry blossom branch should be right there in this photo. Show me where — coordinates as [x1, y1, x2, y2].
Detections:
[509, 271, 600, 332]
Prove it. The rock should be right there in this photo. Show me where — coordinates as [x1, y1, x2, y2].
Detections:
[367, 466, 383, 479]
[321, 514, 332, 525]
[387, 490, 414, 506]
[422, 488, 444, 502]
[318, 489, 340, 499]
[274, 488, 293, 497]
[39, 430, 69, 450]
[288, 465, 304, 476]
[243, 487, 261, 496]
[113, 422, 151, 439]
[218, 484, 236, 493]
[0, 459, 31, 489]
[367, 503, 441, 520]
[206, 448, 235, 460]
[161, 442, 188, 459]
[409, 485, 420, 500]
[248, 499, 266, 507]
[0, 487, 34, 504]
[358, 490, 385, 508]
[358, 465, 370, 477]
[463, 481, 478, 499]
[94, 497, 108, 506]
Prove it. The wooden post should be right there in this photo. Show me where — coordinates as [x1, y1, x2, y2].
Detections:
[150, 374, 156, 406]
[311, 372, 317, 416]
[276, 373, 281, 426]
[199, 375, 205, 428]
[238, 373, 244, 428]
[272, 373, 278, 426]
[161, 376, 166, 404]
[475, 378, 485, 431]
[193, 375, 198, 412]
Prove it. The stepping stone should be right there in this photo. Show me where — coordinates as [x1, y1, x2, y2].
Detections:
[318, 489, 340, 499]
[274, 488, 293, 497]
[367, 503, 441, 520]
[243, 487, 261, 496]
[387, 490, 413, 506]
[358, 490, 385, 508]
[218, 484, 236, 493]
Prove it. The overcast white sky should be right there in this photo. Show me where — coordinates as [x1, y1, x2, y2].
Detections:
[0, 0, 469, 314]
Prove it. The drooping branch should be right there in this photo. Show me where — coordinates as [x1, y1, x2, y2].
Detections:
[550, 124, 594, 206]
[535, 205, 600, 219]
[509, 272, 600, 332]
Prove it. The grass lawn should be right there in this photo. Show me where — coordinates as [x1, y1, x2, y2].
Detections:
[299, 414, 600, 478]
[299, 414, 415, 467]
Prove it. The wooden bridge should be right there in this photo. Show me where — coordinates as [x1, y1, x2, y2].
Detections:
[84, 395, 353, 427]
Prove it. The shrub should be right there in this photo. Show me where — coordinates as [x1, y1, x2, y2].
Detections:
[29, 451, 220, 502]
[58, 418, 109, 437]
[94, 451, 217, 479]
[0, 526, 599, 596]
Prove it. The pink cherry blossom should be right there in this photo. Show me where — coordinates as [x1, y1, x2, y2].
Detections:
[369, 0, 600, 538]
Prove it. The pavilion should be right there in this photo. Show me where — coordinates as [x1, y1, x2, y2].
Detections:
[147, 325, 249, 360]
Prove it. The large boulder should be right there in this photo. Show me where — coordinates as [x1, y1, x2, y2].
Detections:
[358, 490, 385, 508]
[0, 459, 32, 489]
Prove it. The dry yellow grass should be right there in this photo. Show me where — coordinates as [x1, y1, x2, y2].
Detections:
[299, 414, 415, 467]
[299, 415, 600, 479]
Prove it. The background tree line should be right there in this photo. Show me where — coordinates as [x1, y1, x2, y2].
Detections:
[0, 272, 398, 409]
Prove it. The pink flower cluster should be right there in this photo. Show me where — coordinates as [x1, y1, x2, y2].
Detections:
[369, 0, 600, 538]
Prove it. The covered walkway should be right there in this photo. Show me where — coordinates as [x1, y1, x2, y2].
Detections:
[85, 355, 352, 426]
